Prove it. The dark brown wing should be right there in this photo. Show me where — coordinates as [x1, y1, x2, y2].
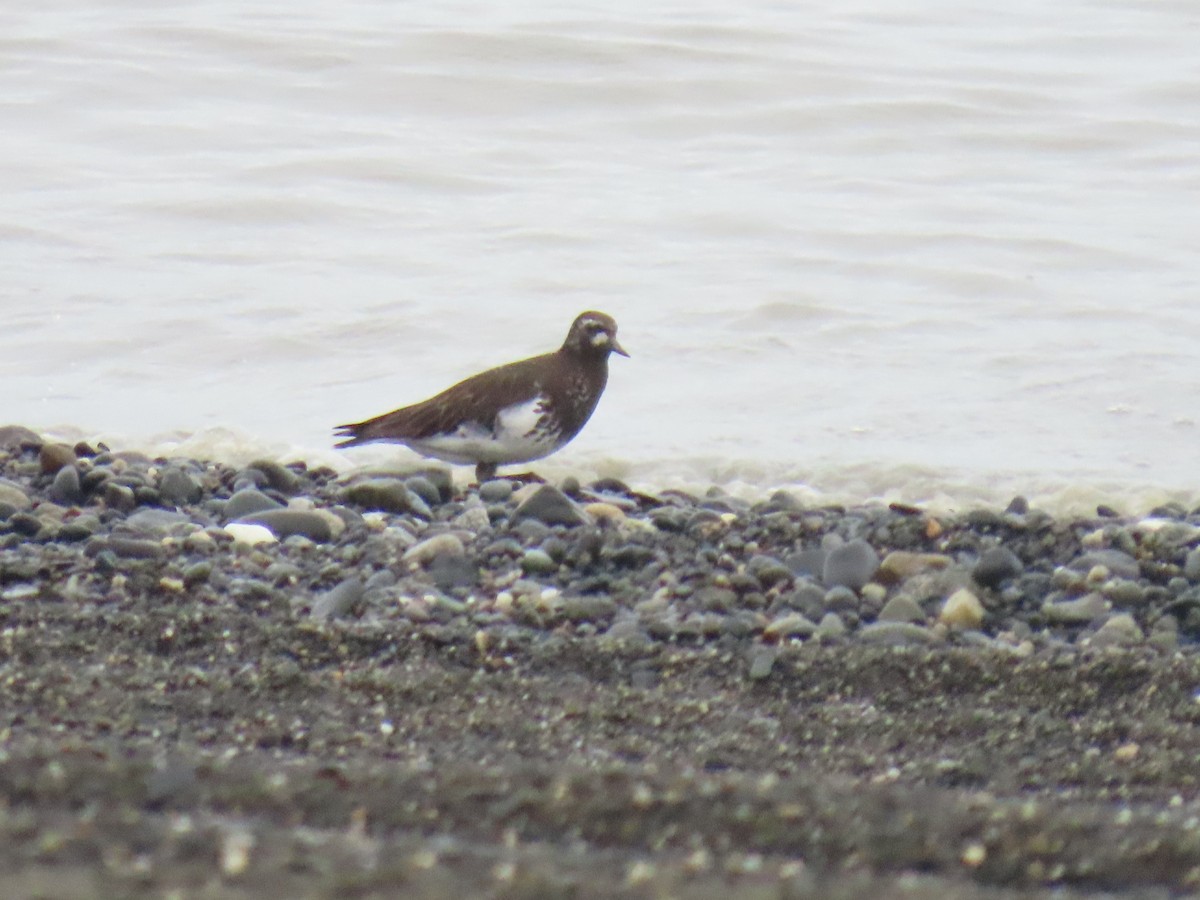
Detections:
[334, 352, 555, 448]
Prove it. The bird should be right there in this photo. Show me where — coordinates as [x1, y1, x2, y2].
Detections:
[334, 311, 628, 482]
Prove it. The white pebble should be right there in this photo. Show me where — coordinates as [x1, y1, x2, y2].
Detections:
[223, 523, 277, 547]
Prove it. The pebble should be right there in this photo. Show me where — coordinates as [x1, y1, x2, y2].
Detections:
[513, 485, 587, 527]
[1042, 593, 1109, 624]
[49, 465, 84, 505]
[479, 479, 514, 503]
[245, 459, 300, 495]
[1072, 549, 1140, 581]
[584, 502, 627, 526]
[747, 555, 793, 589]
[223, 488, 284, 521]
[38, 443, 77, 475]
[520, 549, 558, 576]
[0, 479, 32, 510]
[104, 536, 166, 560]
[223, 523, 279, 547]
[342, 479, 430, 517]
[235, 510, 335, 543]
[1184, 548, 1200, 582]
[403, 533, 466, 566]
[877, 596, 925, 624]
[404, 476, 441, 509]
[1086, 613, 1145, 648]
[311, 578, 364, 622]
[103, 482, 137, 512]
[814, 613, 847, 640]
[823, 539, 880, 591]
[858, 622, 938, 645]
[125, 509, 191, 534]
[747, 648, 777, 681]
[876, 551, 952, 585]
[159, 467, 203, 506]
[939, 589, 986, 630]
[973, 546, 1024, 589]
[763, 613, 817, 641]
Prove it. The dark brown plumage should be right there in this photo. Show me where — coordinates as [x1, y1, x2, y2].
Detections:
[334, 311, 627, 481]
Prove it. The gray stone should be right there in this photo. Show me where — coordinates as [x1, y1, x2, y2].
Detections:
[245, 459, 300, 494]
[125, 508, 191, 534]
[520, 549, 558, 576]
[342, 479, 430, 517]
[785, 548, 827, 579]
[49, 465, 84, 505]
[223, 488, 284, 521]
[403, 533, 466, 566]
[814, 613, 847, 640]
[404, 476, 441, 509]
[237, 510, 334, 543]
[103, 482, 137, 513]
[159, 467, 202, 506]
[748, 648, 777, 681]
[1071, 549, 1139, 581]
[479, 479, 514, 503]
[1087, 613, 1145, 648]
[763, 613, 817, 640]
[747, 555, 793, 588]
[877, 595, 926, 624]
[311, 579, 364, 622]
[0, 425, 43, 450]
[973, 546, 1024, 589]
[1042, 592, 1109, 624]
[105, 536, 165, 560]
[561, 595, 617, 623]
[0, 479, 32, 511]
[859, 622, 937, 645]
[823, 539, 879, 590]
[513, 485, 587, 527]
[1185, 547, 1200, 582]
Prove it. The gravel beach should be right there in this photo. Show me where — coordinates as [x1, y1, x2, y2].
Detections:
[2, 424, 1200, 898]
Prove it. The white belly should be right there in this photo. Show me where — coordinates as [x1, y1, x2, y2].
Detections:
[403, 397, 563, 465]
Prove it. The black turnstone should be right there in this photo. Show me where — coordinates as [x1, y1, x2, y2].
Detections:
[334, 311, 628, 481]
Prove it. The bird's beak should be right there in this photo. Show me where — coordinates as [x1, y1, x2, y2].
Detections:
[612, 339, 630, 358]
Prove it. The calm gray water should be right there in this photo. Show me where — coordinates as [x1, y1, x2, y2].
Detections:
[4, 1, 1199, 510]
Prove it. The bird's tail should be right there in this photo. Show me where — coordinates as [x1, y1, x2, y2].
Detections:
[333, 420, 373, 449]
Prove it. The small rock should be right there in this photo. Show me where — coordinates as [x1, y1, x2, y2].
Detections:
[236, 510, 334, 543]
[561, 595, 617, 623]
[1005, 496, 1029, 515]
[38, 443, 77, 475]
[1071, 550, 1139, 581]
[859, 622, 937, 645]
[1042, 592, 1109, 624]
[245, 459, 300, 494]
[342, 479, 430, 517]
[223, 523, 278, 546]
[159, 467, 202, 506]
[1184, 548, 1200, 582]
[105, 536, 166, 560]
[973, 547, 1025, 589]
[403, 533, 466, 566]
[747, 555, 793, 589]
[763, 613, 817, 641]
[49, 465, 84, 505]
[103, 482, 137, 512]
[0, 479, 32, 511]
[479, 479, 514, 503]
[0, 425, 43, 451]
[748, 648, 777, 681]
[814, 612, 847, 640]
[223, 489, 284, 521]
[513, 485, 587, 527]
[311, 579, 364, 622]
[404, 476, 441, 508]
[584, 502, 627, 526]
[877, 595, 925, 624]
[785, 548, 827, 579]
[520, 548, 558, 576]
[877, 551, 952, 585]
[940, 589, 985, 630]
[1087, 613, 1145, 648]
[823, 539, 879, 590]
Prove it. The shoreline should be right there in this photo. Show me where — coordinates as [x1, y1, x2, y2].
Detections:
[2, 424, 1200, 897]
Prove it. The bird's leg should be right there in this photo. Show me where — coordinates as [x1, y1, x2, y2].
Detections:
[475, 461, 498, 483]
